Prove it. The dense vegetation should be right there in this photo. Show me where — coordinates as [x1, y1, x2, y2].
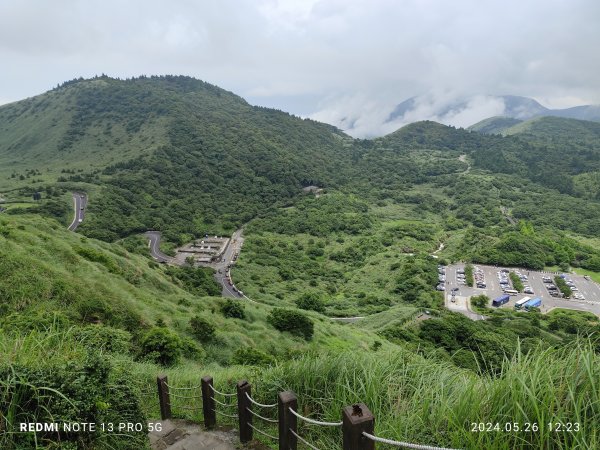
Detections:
[2, 76, 600, 449]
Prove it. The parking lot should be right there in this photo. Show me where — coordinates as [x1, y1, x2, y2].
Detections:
[442, 264, 600, 317]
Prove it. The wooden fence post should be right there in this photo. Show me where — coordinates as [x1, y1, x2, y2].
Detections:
[342, 403, 375, 450]
[157, 375, 171, 420]
[237, 380, 253, 443]
[202, 376, 216, 429]
[278, 391, 297, 450]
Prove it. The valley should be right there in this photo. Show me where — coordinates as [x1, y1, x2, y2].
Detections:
[1, 76, 599, 450]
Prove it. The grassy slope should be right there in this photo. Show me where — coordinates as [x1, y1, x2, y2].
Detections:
[133, 341, 599, 450]
[502, 115, 600, 138]
[0, 80, 169, 192]
[2, 78, 600, 449]
[0, 214, 386, 363]
[232, 193, 446, 316]
[468, 116, 523, 134]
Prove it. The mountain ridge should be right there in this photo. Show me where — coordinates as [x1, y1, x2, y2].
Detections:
[387, 94, 600, 127]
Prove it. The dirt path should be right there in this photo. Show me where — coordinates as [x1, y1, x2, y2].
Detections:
[500, 206, 517, 225]
[458, 154, 471, 174]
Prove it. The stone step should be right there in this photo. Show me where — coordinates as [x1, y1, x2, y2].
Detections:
[149, 419, 238, 450]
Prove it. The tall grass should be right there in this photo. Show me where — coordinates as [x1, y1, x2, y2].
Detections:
[149, 340, 598, 449]
[197, 341, 597, 450]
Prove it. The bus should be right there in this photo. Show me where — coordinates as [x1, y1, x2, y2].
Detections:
[492, 294, 510, 307]
[524, 297, 542, 311]
[514, 297, 531, 310]
[503, 289, 519, 296]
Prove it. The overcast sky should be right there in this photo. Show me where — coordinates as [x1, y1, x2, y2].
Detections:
[1, 0, 599, 136]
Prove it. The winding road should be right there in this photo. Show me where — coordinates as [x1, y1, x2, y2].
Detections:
[145, 229, 246, 299]
[145, 231, 175, 264]
[211, 228, 246, 299]
[68, 192, 87, 231]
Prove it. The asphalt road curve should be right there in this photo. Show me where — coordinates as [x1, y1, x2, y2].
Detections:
[145, 231, 174, 263]
[68, 192, 87, 231]
[212, 228, 245, 299]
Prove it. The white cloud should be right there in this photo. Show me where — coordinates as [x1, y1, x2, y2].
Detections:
[311, 91, 509, 137]
[0, 0, 598, 132]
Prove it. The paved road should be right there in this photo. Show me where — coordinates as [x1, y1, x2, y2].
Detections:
[444, 265, 487, 320]
[145, 229, 245, 299]
[211, 228, 245, 299]
[68, 192, 87, 231]
[145, 231, 174, 263]
[445, 264, 600, 317]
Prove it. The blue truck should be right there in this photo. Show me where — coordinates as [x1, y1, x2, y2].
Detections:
[492, 294, 510, 307]
[524, 297, 542, 311]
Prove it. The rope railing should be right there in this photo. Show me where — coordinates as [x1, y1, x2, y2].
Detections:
[245, 391, 277, 408]
[208, 384, 237, 397]
[213, 397, 236, 408]
[155, 375, 464, 450]
[246, 407, 278, 423]
[164, 382, 201, 391]
[177, 405, 200, 412]
[290, 428, 322, 450]
[168, 393, 202, 400]
[362, 432, 461, 450]
[213, 409, 238, 419]
[248, 423, 279, 441]
[289, 407, 343, 427]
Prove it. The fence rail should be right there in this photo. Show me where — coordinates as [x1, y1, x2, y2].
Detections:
[155, 374, 460, 450]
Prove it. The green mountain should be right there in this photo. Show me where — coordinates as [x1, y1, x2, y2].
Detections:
[1, 75, 352, 241]
[468, 116, 523, 134]
[468, 116, 600, 200]
[502, 115, 600, 138]
[2, 77, 600, 449]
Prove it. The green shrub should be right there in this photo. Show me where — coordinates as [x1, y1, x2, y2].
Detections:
[166, 266, 221, 296]
[74, 245, 121, 274]
[189, 316, 216, 342]
[470, 295, 489, 310]
[220, 299, 245, 319]
[181, 337, 206, 360]
[0, 352, 146, 449]
[139, 327, 183, 366]
[295, 292, 326, 313]
[554, 276, 572, 298]
[73, 325, 132, 354]
[267, 308, 314, 340]
[509, 272, 524, 292]
[464, 264, 474, 287]
[232, 346, 276, 366]
[1, 311, 71, 332]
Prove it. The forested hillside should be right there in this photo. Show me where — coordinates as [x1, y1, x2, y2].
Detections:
[2, 76, 600, 449]
[1, 76, 352, 241]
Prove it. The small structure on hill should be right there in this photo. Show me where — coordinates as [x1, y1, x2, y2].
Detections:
[173, 236, 230, 266]
[302, 185, 324, 197]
